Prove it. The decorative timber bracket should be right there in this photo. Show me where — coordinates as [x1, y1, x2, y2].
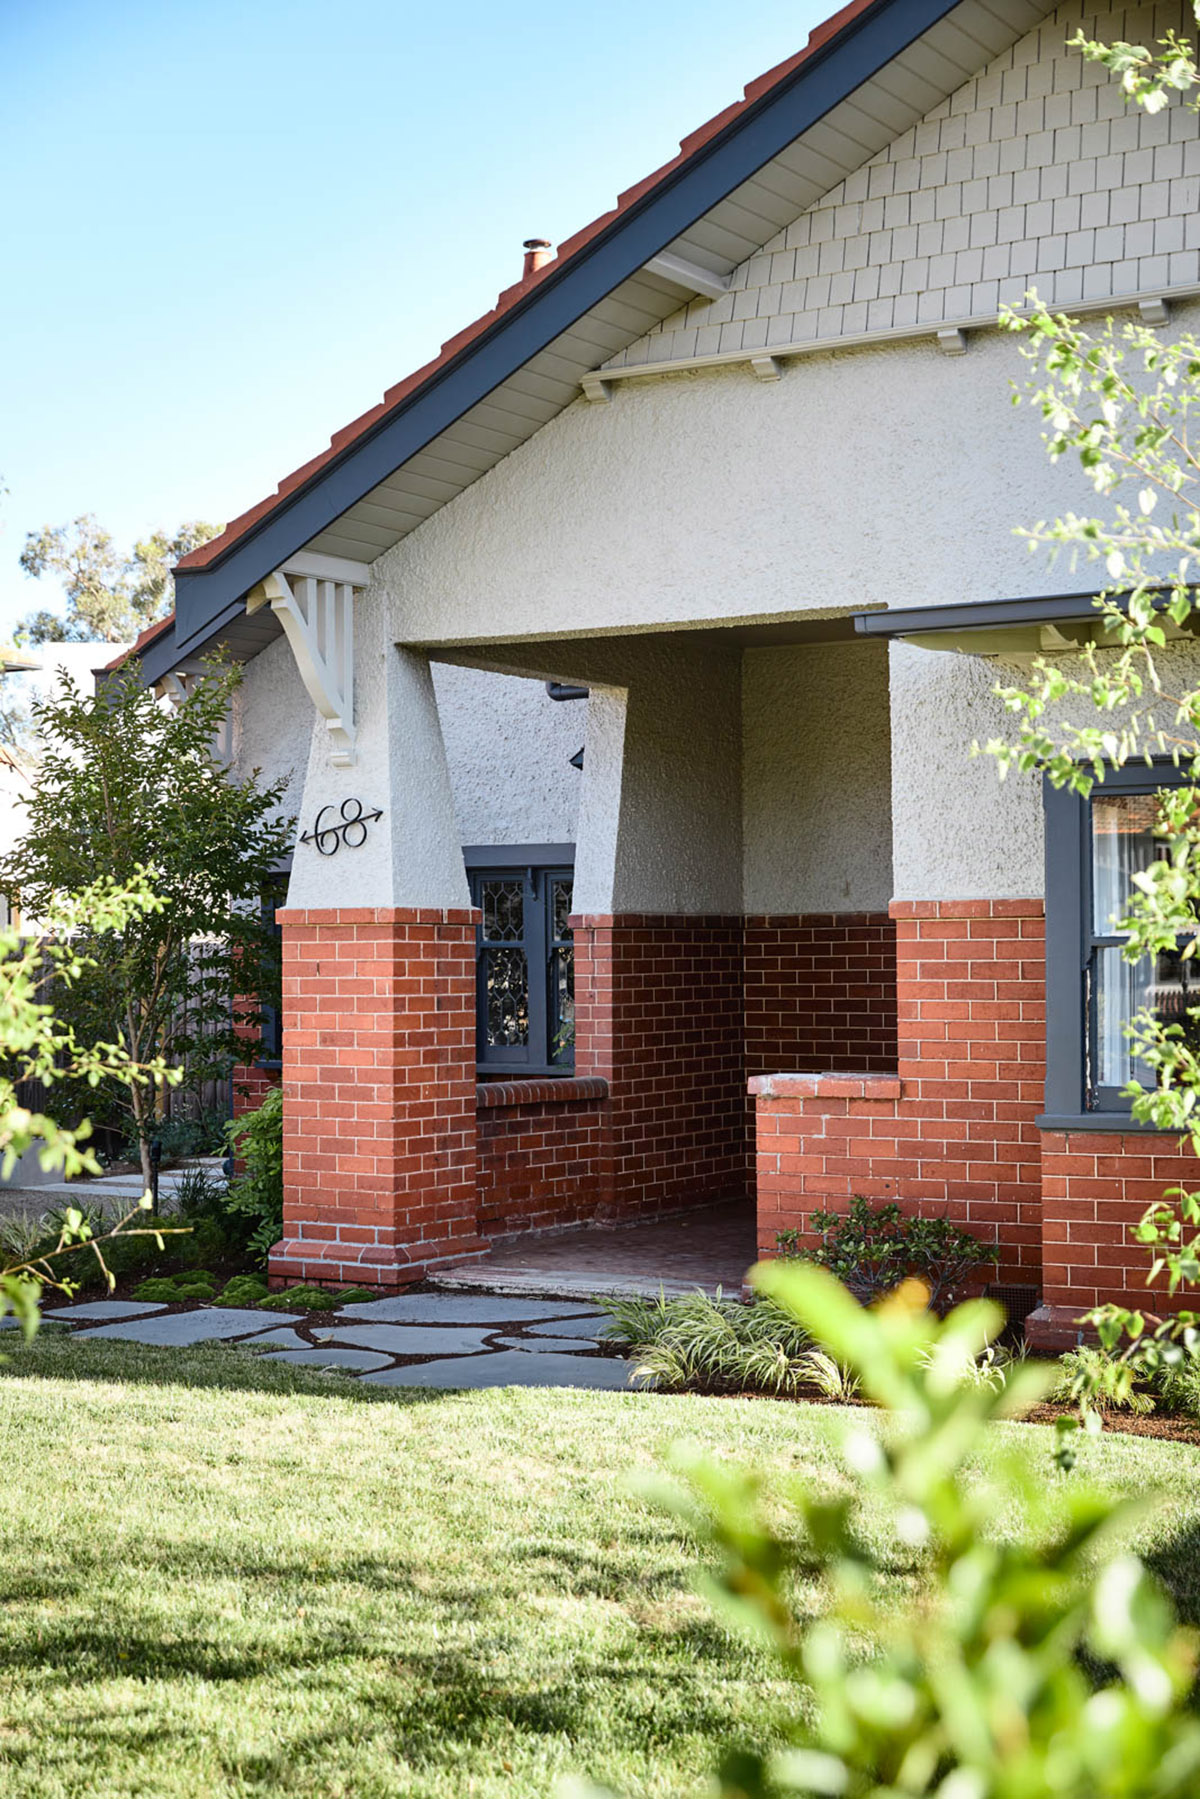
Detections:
[246, 552, 371, 768]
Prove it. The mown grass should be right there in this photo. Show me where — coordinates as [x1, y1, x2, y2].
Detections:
[3, 1334, 1200, 1798]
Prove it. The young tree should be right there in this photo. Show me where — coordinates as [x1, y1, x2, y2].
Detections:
[18, 517, 220, 643]
[1, 663, 294, 1188]
[0, 874, 183, 1335]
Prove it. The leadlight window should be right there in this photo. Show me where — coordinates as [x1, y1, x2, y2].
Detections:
[465, 848, 575, 1075]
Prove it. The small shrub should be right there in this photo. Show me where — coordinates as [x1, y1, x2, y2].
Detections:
[1051, 1344, 1156, 1415]
[221, 1087, 283, 1263]
[1157, 1353, 1200, 1417]
[778, 1194, 1000, 1312]
[215, 1274, 270, 1308]
[167, 1165, 228, 1220]
[132, 1271, 218, 1304]
[259, 1284, 340, 1311]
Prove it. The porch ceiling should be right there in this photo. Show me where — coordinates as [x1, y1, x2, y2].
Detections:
[418, 608, 877, 685]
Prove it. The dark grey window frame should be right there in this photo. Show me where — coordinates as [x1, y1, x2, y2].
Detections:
[1042, 763, 1190, 1132]
[255, 865, 291, 1070]
[464, 845, 575, 1078]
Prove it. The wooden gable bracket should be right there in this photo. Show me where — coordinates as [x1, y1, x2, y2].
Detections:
[246, 551, 372, 768]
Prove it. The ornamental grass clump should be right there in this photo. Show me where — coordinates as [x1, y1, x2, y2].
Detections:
[600, 1288, 859, 1399]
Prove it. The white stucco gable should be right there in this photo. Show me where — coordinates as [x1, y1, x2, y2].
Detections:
[604, 0, 1197, 376]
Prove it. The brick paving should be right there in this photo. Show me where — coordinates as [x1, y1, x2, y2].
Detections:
[444, 1198, 756, 1297]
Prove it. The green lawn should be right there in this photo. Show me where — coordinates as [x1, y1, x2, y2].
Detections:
[3, 1337, 1200, 1799]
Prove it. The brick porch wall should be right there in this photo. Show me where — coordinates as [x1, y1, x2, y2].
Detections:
[752, 899, 1045, 1286]
[744, 913, 897, 1076]
[270, 907, 485, 1291]
[573, 914, 748, 1217]
[475, 1077, 610, 1237]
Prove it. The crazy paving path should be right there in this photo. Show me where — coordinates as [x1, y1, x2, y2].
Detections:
[26, 1291, 635, 1389]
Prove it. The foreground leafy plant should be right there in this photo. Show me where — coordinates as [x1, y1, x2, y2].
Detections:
[581, 1264, 1200, 1799]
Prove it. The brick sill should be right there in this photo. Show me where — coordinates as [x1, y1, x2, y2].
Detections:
[477, 1076, 609, 1110]
[748, 1071, 902, 1100]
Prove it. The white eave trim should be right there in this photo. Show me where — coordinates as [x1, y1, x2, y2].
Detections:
[246, 557, 370, 767]
[643, 251, 733, 301]
[579, 281, 1189, 399]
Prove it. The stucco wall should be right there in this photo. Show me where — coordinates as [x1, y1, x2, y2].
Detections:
[569, 639, 742, 915]
[890, 637, 1200, 900]
[433, 663, 581, 846]
[372, 310, 1200, 647]
[608, 1, 1197, 372]
[743, 640, 892, 913]
[234, 632, 312, 825]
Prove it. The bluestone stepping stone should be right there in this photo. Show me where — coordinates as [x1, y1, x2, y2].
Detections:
[43, 1300, 167, 1322]
[334, 1294, 597, 1326]
[77, 1307, 299, 1345]
[524, 1314, 609, 1340]
[263, 1346, 392, 1372]
[241, 1327, 309, 1351]
[361, 1349, 635, 1390]
[321, 1323, 491, 1357]
[494, 1335, 599, 1353]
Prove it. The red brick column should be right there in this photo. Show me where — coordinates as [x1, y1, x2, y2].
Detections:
[269, 906, 485, 1291]
[572, 913, 747, 1218]
[750, 899, 1045, 1287]
[1028, 1130, 1200, 1348]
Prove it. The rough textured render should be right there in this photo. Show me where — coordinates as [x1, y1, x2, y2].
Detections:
[891, 637, 1200, 901]
[742, 640, 892, 913]
[606, 0, 1200, 373]
[432, 664, 581, 846]
[234, 633, 313, 823]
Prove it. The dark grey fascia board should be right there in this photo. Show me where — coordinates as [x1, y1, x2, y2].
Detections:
[853, 591, 1112, 637]
[134, 599, 246, 685]
[172, 0, 967, 661]
[463, 843, 575, 867]
[852, 586, 1200, 639]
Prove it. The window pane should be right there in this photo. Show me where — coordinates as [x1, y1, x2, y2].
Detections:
[481, 879, 523, 942]
[483, 947, 529, 1045]
[1091, 792, 1165, 934]
[1094, 944, 1200, 1088]
[552, 878, 573, 943]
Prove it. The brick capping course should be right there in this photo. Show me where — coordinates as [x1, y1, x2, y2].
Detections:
[477, 1077, 609, 1109]
[749, 1072, 903, 1100]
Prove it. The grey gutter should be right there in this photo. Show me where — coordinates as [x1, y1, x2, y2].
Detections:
[852, 592, 1112, 637]
[852, 587, 1197, 638]
[171, 0, 969, 663]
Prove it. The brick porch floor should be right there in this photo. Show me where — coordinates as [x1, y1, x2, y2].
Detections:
[437, 1199, 757, 1298]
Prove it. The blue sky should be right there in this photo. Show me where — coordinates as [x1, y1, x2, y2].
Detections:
[0, 0, 822, 637]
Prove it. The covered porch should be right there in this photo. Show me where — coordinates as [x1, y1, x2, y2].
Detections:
[269, 611, 898, 1292]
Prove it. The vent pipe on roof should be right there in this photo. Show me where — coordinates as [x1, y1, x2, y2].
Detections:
[522, 237, 552, 279]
